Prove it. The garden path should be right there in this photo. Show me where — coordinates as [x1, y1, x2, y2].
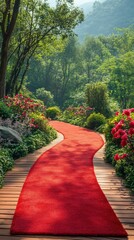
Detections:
[0, 132, 134, 240]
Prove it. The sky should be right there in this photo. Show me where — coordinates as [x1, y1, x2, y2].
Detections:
[48, 0, 94, 7]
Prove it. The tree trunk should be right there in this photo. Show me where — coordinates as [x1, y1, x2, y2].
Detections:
[0, 38, 9, 99]
[0, 0, 21, 98]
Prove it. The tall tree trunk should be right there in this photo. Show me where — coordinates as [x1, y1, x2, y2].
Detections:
[0, 0, 21, 98]
[0, 38, 9, 98]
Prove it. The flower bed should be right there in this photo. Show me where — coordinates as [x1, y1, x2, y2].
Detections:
[59, 106, 93, 127]
[0, 95, 57, 187]
[105, 108, 134, 192]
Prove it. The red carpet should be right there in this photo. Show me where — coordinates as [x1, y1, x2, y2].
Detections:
[10, 121, 127, 236]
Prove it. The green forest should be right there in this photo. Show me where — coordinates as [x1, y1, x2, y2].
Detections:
[76, 0, 134, 40]
[0, 0, 134, 191]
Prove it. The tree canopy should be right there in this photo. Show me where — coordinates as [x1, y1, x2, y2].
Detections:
[0, 0, 84, 98]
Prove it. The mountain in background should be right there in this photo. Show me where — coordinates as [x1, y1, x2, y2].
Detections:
[75, 0, 134, 41]
[78, 0, 105, 15]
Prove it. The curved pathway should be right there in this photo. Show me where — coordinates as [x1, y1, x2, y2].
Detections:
[0, 122, 134, 239]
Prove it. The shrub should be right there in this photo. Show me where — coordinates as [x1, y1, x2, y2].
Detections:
[11, 143, 28, 159]
[59, 106, 93, 127]
[36, 88, 54, 107]
[29, 112, 48, 132]
[85, 82, 112, 117]
[104, 141, 119, 164]
[3, 94, 46, 120]
[46, 106, 61, 120]
[0, 101, 12, 119]
[24, 137, 36, 153]
[105, 108, 134, 192]
[86, 113, 106, 130]
[125, 166, 134, 192]
[0, 148, 14, 187]
[115, 159, 127, 178]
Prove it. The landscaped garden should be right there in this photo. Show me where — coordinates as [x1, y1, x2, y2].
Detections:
[0, 0, 134, 196]
[0, 94, 57, 187]
[0, 90, 134, 193]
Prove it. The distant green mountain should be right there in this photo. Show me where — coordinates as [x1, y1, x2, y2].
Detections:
[78, 0, 105, 15]
[75, 0, 134, 41]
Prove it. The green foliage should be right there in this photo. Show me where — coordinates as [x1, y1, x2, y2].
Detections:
[0, 101, 12, 119]
[11, 143, 28, 159]
[115, 159, 127, 178]
[125, 166, 134, 192]
[36, 88, 54, 107]
[100, 51, 134, 109]
[59, 106, 93, 127]
[46, 106, 61, 120]
[29, 112, 48, 132]
[85, 82, 112, 117]
[104, 141, 119, 164]
[1, 0, 84, 98]
[0, 148, 14, 173]
[86, 112, 106, 131]
[0, 148, 14, 187]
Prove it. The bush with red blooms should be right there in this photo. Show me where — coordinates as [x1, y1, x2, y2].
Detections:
[111, 108, 134, 163]
[4, 94, 46, 120]
[105, 108, 134, 192]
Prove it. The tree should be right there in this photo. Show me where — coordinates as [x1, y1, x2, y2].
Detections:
[102, 52, 134, 109]
[0, 0, 21, 98]
[82, 36, 110, 83]
[85, 82, 112, 117]
[0, 0, 84, 98]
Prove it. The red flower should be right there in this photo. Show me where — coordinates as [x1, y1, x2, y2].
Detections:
[127, 117, 132, 121]
[120, 153, 128, 159]
[118, 129, 126, 136]
[114, 154, 120, 161]
[113, 132, 121, 139]
[121, 133, 128, 140]
[111, 127, 116, 135]
[123, 109, 131, 116]
[128, 128, 134, 135]
[115, 120, 124, 130]
[115, 111, 119, 116]
[130, 120, 134, 128]
[130, 108, 134, 113]
[121, 140, 127, 147]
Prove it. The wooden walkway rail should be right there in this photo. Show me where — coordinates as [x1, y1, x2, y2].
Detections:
[0, 133, 134, 240]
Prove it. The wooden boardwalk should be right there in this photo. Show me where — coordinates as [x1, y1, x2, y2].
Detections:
[0, 133, 134, 240]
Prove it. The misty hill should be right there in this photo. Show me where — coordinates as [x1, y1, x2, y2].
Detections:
[78, 0, 105, 15]
[75, 0, 134, 41]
